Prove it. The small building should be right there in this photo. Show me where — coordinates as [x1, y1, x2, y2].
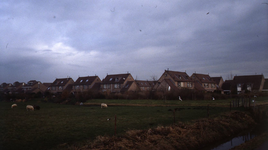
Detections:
[49, 78, 74, 94]
[72, 76, 101, 92]
[101, 73, 135, 93]
[191, 73, 217, 92]
[156, 70, 194, 92]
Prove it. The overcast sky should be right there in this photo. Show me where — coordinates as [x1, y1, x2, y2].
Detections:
[1, 0, 268, 83]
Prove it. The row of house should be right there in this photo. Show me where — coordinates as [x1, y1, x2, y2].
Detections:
[1, 69, 267, 95]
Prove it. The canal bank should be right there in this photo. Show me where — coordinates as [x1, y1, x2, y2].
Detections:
[66, 110, 262, 150]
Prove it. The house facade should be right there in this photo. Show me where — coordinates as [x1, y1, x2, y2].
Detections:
[72, 76, 101, 92]
[233, 75, 265, 94]
[101, 73, 134, 93]
[156, 70, 194, 92]
[49, 78, 74, 94]
[191, 73, 217, 92]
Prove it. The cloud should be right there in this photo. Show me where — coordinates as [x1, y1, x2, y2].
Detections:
[0, 0, 267, 83]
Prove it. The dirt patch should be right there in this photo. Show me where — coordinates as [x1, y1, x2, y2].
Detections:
[66, 111, 257, 150]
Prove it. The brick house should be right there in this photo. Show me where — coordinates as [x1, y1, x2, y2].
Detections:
[156, 70, 194, 92]
[49, 78, 74, 94]
[233, 75, 265, 94]
[101, 73, 135, 93]
[222, 75, 265, 94]
[21, 80, 47, 94]
[72, 76, 101, 92]
[191, 73, 217, 92]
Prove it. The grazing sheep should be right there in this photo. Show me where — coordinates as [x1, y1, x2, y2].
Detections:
[33, 105, 40, 110]
[11, 104, 17, 108]
[179, 96, 182, 101]
[26, 105, 34, 111]
[212, 97, 215, 100]
[101, 103, 108, 108]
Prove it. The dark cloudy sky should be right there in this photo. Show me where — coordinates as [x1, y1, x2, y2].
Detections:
[1, 0, 268, 83]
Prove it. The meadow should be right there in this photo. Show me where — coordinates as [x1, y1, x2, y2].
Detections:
[0, 98, 265, 150]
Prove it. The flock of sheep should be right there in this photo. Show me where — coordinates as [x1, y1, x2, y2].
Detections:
[11, 104, 40, 111]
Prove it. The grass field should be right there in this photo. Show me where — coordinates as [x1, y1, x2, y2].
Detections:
[0, 98, 266, 150]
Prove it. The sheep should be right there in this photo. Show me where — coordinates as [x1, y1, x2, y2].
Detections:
[11, 104, 17, 108]
[33, 105, 40, 110]
[101, 103, 108, 108]
[26, 105, 34, 111]
[179, 96, 182, 101]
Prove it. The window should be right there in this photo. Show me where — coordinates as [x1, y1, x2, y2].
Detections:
[84, 85, 87, 89]
[178, 82, 181, 87]
[115, 78, 119, 82]
[247, 85, 251, 91]
[76, 85, 79, 90]
[104, 84, 107, 89]
[204, 83, 208, 88]
[187, 82, 192, 87]
[211, 84, 215, 88]
[61, 81, 64, 84]
[109, 78, 113, 81]
[114, 84, 119, 88]
[59, 86, 62, 90]
[80, 80, 83, 83]
[168, 86, 171, 91]
[86, 79, 89, 82]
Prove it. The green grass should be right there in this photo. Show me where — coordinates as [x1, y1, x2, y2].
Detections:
[1, 98, 267, 150]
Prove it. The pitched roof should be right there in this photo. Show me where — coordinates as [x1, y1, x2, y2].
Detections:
[102, 73, 131, 84]
[221, 80, 234, 91]
[135, 80, 157, 87]
[51, 78, 73, 86]
[120, 81, 135, 93]
[211, 77, 223, 85]
[73, 76, 99, 85]
[233, 75, 264, 90]
[192, 73, 215, 83]
[165, 70, 192, 82]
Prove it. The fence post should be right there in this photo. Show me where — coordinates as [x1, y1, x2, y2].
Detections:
[230, 101, 231, 111]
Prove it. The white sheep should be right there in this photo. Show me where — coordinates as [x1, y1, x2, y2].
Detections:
[26, 105, 34, 111]
[11, 104, 17, 108]
[101, 103, 108, 108]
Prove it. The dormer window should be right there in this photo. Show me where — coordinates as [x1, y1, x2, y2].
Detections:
[80, 80, 83, 83]
[203, 77, 205, 80]
[115, 78, 119, 82]
[61, 81, 64, 84]
[109, 78, 113, 81]
[86, 79, 89, 82]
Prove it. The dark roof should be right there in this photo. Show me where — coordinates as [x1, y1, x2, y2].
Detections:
[192, 73, 215, 83]
[233, 75, 264, 90]
[102, 73, 131, 84]
[135, 80, 157, 87]
[51, 78, 73, 86]
[165, 70, 192, 82]
[221, 80, 234, 91]
[194, 82, 205, 91]
[91, 82, 101, 91]
[164, 79, 178, 91]
[120, 81, 134, 93]
[211, 77, 222, 85]
[73, 76, 99, 85]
